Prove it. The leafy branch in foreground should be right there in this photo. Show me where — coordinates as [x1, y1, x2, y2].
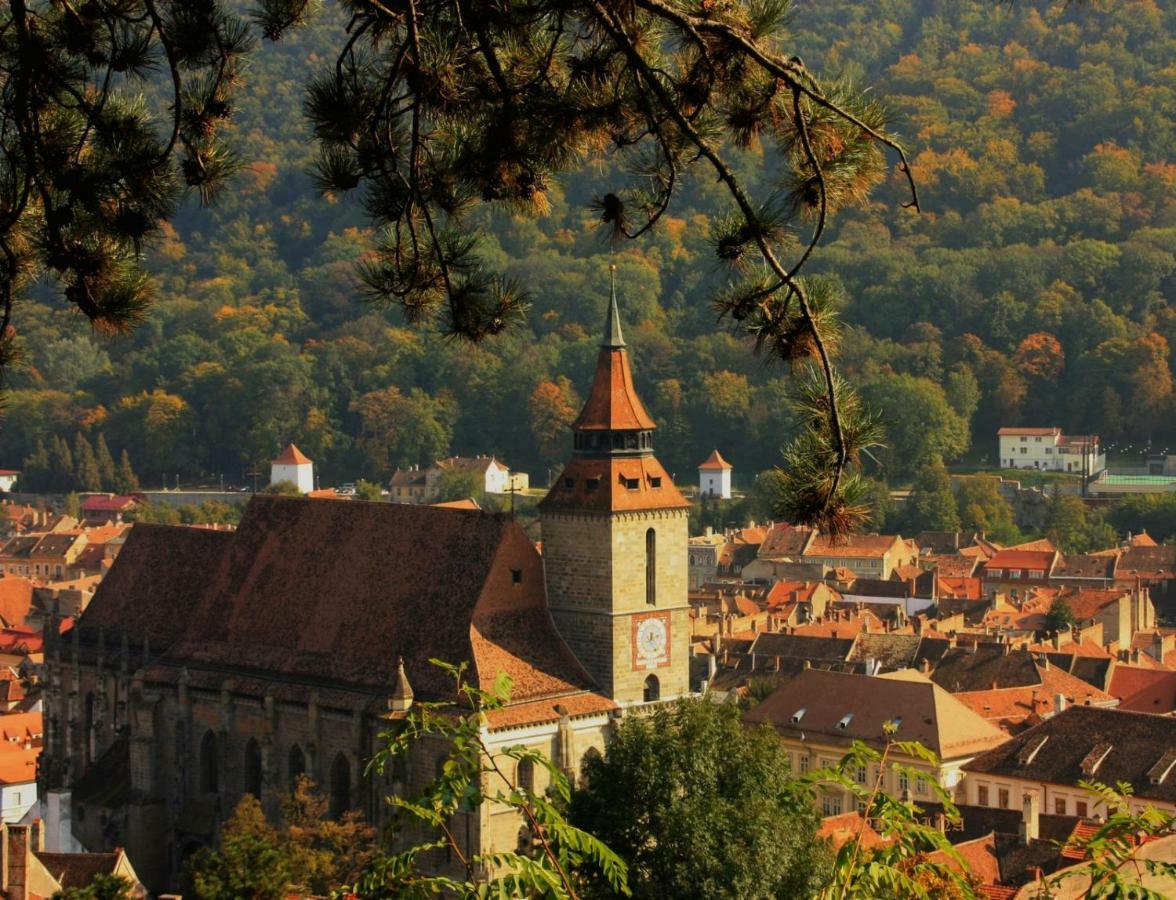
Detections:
[253, 0, 918, 533]
[345, 659, 629, 898]
[806, 726, 978, 900]
[1034, 780, 1176, 900]
[0, 1, 251, 393]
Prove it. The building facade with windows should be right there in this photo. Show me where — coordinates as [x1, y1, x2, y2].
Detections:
[744, 669, 1008, 815]
[996, 427, 1105, 474]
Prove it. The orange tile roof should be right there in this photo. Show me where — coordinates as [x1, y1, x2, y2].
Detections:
[1108, 665, 1176, 713]
[482, 691, 617, 730]
[1007, 538, 1058, 553]
[572, 343, 656, 431]
[273, 443, 312, 465]
[804, 533, 902, 559]
[928, 832, 1002, 886]
[0, 711, 41, 742]
[1064, 588, 1128, 621]
[984, 549, 1057, 570]
[698, 449, 733, 470]
[0, 742, 37, 784]
[997, 427, 1060, 436]
[432, 498, 482, 510]
[0, 578, 33, 629]
[938, 576, 982, 600]
[541, 456, 690, 512]
[1128, 532, 1159, 548]
[817, 812, 888, 851]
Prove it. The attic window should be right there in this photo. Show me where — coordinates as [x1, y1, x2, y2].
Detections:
[837, 713, 854, 730]
[624, 477, 640, 490]
[564, 477, 574, 489]
[586, 477, 601, 492]
[791, 708, 806, 724]
[1017, 735, 1049, 767]
[511, 569, 522, 585]
[1148, 749, 1176, 786]
[650, 477, 662, 488]
[1079, 742, 1113, 777]
[890, 717, 902, 730]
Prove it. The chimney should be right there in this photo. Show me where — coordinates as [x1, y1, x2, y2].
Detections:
[1042, 655, 1050, 671]
[1020, 791, 1040, 846]
[1054, 693, 1066, 715]
[920, 658, 932, 675]
[707, 654, 717, 679]
[1052, 631, 1062, 651]
[1152, 631, 1164, 662]
[1131, 648, 1141, 665]
[705, 526, 713, 537]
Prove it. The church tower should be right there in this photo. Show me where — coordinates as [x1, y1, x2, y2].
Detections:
[541, 269, 691, 704]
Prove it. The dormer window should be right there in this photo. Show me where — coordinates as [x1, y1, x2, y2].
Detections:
[564, 477, 574, 489]
[511, 569, 522, 585]
[650, 476, 662, 488]
[791, 708, 806, 724]
[837, 713, 854, 730]
[586, 478, 600, 492]
[624, 477, 640, 490]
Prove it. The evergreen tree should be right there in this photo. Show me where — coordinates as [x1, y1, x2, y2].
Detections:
[94, 434, 117, 491]
[48, 436, 75, 493]
[905, 460, 961, 534]
[20, 440, 51, 492]
[114, 450, 140, 495]
[74, 433, 102, 493]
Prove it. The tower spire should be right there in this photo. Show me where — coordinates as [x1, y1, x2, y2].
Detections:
[603, 264, 626, 349]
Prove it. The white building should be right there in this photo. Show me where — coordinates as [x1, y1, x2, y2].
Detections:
[997, 427, 1105, 475]
[0, 471, 18, 492]
[270, 443, 315, 493]
[698, 449, 733, 499]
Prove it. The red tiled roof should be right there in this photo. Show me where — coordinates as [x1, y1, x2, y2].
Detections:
[1128, 532, 1159, 548]
[997, 427, 1060, 436]
[1108, 665, 1176, 713]
[80, 495, 139, 512]
[0, 742, 36, 784]
[0, 578, 33, 628]
[758, 523, 815, 558]
[698, 449, 733, 470]
[273, 443, 312, 465]
[1064, 588, 1128, 621]
[804, 533, 902, 559]
[983, 549, 1057, 571]
[1007, 538, 1058, 553]
[572, 344, 656, 431]
[483, 691, 617, 730]
[35, 851, 124, 890]
[817, 812, 887, 851]
[154, 497, 600, 708]
[928, 832, 1002, 886]
[0, 470, 19, 476]
[0, 711, 42, 742]
[541, 456, 689, 512]
[938, 576, 982, 600]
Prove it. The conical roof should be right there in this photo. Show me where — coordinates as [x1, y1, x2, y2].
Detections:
[698, 449, 733, 470]
[571, 269, 655, 432]
[273, 443, 312, 466]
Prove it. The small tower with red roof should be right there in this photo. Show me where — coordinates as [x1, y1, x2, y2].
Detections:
[541, 268, 691, 705]
[698, 449, 733, 499]
[270, 443, 314, 494]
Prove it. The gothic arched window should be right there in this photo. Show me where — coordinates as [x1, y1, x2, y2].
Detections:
[516, 758, 535, 794]
[244, 739, 262, 798]
[329, 753, 351, 819]
[288, 744, 306, 790]
[643, 674, 660, 703]
[645, 528, 657, 605]
[199, 730, 218, 794]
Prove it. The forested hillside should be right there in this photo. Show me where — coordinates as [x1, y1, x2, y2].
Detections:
[1, 0, 1172, 491]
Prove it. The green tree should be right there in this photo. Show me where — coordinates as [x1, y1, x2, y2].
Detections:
[571, 698, 827, 899]
[954, 479, 1020, 544]
[262, 480, 302, 496]
[1044, 491, 1097, 554]
[354, 479, 384, 502]
[94, 434, 117, 492]
[905, 461, 961, 534]
[187, 795, 291, 900]
[73, 433, 102, 493]
[49, 436, 75, 493]
[433, 468, 486, 505]
[51, 873, 135, 900]
[113, 450, 140, 495]
[861, 375, 970, 477]
[1045, 599, 1076, 634]
[19, 440, 50, 492]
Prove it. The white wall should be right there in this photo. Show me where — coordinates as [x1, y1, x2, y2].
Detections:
[1, 780, 35, 823]
[699, 470, 731, 499]
[270, 462, 314, 493]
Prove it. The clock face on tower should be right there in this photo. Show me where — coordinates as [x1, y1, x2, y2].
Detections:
[632, 611, 671, 670]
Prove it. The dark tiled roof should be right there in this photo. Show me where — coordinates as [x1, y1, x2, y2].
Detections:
[1116, 546, 1176, 580]
[36, 851, 121, 889]
[77, 524, 232, 652]
[160, 496, 596, 706]
[846, 633, 922, 670]
[758, 523, 815, 558]
[747, 632, 854, 661]
[931, 647, 1041, 693]
[1053, 554, 1117, 580]
[964, 706, 1176, 804]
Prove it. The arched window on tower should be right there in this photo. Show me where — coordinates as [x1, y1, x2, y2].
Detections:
[516, 758, 535, 794]
[329, 753, 351, 819]
[244, 739, 262, 798]
[199, 730, 219, 794]
[643, 674, 660, 703]
[288, 744, 306, 791]
[645, 528, 657, 605]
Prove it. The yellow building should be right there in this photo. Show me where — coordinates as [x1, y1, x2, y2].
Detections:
[744, 669, 1009, 815]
